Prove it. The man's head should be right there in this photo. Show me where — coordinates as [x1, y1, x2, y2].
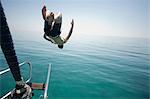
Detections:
[58, 45, 63, 49]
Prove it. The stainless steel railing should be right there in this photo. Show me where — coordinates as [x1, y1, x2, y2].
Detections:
[0, 61, 32, 83]
[0, 61, 32, 99]
[0, 62, 51, 99]
[39, 64, 52, 99]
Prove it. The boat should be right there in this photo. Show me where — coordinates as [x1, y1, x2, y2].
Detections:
[0, 62, 52, 99]
[0, 1, 52, 98]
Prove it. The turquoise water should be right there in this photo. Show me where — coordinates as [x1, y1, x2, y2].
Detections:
[0, 36, 150, 99]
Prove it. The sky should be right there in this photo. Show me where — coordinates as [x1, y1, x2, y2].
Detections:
[1, 0, 149, 40]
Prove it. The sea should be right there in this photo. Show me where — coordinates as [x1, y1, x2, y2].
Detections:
[0, 35, 150, 99]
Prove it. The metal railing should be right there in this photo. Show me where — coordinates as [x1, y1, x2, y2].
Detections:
[0, 61, 32, 99]
[39, 64, 52, 99]
[0, 62, 51, 99]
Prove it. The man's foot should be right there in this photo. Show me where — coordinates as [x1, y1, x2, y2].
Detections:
[42, 5, 46, 20]
[46, 10, 54, 25]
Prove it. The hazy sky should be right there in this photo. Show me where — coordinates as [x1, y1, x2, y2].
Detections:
[1, 0, 149, 40]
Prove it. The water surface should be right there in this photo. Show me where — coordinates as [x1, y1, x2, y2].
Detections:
[0, 35, 149, 99]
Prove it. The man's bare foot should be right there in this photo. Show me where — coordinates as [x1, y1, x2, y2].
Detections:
[46, 12, 54, 25]
[42, 5, 46, 20]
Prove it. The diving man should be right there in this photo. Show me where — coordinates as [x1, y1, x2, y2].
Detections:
[42, 6, 74, 49]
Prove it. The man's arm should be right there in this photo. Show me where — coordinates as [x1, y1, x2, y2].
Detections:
[63, 19, 74, 43]
[43, 34, 54, 43]
[44, 34, 51, 42]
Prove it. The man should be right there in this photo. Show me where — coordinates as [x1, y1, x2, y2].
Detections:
[42, 5, 74, 49]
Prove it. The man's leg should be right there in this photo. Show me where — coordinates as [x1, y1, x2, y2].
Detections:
[51, 22, 62, 36]
[44, 21, 52, 36]
[44, 11, 54, 36]
[46, 11, 54, 25]
[54, 12, 62, 24]
[50, 13, 62, 37]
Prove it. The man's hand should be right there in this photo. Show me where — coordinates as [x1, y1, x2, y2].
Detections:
[71, 19, 74, 26]
[63, 19, 74, 43]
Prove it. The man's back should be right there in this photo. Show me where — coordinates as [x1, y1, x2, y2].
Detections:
[44, 34, 64, 45]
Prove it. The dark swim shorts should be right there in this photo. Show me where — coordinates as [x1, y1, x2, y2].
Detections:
[44, 21, 61, 37]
